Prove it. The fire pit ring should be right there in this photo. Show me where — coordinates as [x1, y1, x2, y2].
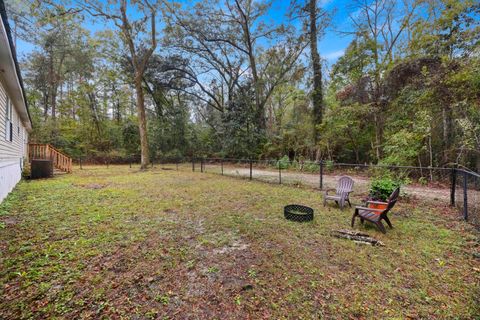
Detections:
[284, 204, 314, 222]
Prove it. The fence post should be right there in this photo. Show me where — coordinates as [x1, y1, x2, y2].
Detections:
[319, 161, 323, 189]
[450, 165, 457, 207]
[192, 158, 195, 172]
[249, 159, 253, 180]
[201, 158, 204, 173]
[463, 170, 468, 221]
[176, 161, 179, 171]
[221, 159, 224, 175]
[278, 160, 282, 184]
[79, 157, 82, 170]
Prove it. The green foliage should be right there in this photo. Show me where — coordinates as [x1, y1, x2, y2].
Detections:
[369, 176, 401, 201]
[303, 162, 319, 173]
[221, 81, 266, 158]
[277, 155, 290, 169]
[325, 160, 334, 172]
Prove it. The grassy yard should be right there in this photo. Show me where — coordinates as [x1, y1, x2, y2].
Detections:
[0, 165, 479, 319]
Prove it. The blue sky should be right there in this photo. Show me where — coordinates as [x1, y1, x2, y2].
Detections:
[15, 0, 355, 65]
[269, 0, 355, 64]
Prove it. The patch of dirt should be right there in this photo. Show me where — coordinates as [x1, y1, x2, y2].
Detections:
[212, 239, 249, 254]
[0, 216, 18, 226]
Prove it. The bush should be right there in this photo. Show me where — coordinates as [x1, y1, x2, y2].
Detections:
[418, 176, 428, 186]
[22, 165, 31, 179]
[291, 159, 299, 170]
[369, 176, 401, 201]
[325, 160, 334, 172]
[303, 162, 319, 173]
[277, 155, 290, 169]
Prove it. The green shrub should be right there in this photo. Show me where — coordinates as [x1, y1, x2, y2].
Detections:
[304, 162, 319, 173]
[418, 176, 428, 186]
[325, 160, 334, 172]
[22, 165, 31, 179]
[277, 155, 290, 169]
[369, 176, 401, 201]
[291, 160, 299, 170]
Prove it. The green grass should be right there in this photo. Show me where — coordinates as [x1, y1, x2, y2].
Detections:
[0, 165, 479, 319]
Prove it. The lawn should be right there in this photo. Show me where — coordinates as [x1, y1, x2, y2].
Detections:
[0, 165, 479, 319]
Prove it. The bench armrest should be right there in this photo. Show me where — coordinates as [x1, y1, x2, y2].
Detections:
[365, 200, 388, 205]
[355, 206, 384, 213]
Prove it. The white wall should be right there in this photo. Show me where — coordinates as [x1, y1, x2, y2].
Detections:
[0, 80, 28, 202]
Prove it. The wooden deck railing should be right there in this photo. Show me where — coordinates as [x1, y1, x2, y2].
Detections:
[28, 144, 73, 173]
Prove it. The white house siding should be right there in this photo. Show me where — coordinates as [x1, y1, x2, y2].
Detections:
[0, 80, 27, 202]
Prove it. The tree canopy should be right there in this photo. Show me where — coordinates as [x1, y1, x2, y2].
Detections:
[6, 0, 480, 171]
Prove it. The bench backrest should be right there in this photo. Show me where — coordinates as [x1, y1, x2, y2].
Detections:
[383, 187, 400, 214]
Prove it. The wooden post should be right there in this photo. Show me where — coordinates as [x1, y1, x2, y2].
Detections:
[221, 159, 224, 175]
[79, 157, 82, 170]
[320, 161, 324, 189]
[278, 160, 282, 184]
[450, 165, 457, 207]
[463, 170, 468, 221]
[201, 158, 204, 173]
[192, 158, 195, 172]
[249, 159, 253, 180]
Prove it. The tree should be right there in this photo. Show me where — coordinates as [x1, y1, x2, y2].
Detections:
[338, 0, 420, 160]
[289, 0, 330, 157]
[81, 0, 159, 169]
[164, 0, 307, 132]
[308, 0, 324, 146]
[221, 81, 265, 158]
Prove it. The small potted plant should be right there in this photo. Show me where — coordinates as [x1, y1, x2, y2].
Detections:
[366, 176, 401, 210]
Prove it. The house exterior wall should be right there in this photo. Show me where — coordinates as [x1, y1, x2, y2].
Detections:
[0, 79, 28, 202]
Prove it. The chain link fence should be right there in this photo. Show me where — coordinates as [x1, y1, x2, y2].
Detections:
[190, 158, 479, 228]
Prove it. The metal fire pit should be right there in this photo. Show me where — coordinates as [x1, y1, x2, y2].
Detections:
[284, 204, 314, 222]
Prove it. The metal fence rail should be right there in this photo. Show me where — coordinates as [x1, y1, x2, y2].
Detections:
[190, 157, 479, 228]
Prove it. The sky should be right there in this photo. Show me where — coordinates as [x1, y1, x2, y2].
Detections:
[13, 0, 356, 66]
[269, 0, 355, 64]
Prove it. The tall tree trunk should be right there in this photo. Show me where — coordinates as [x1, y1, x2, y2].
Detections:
[135, 76, 150, 169]
[43, 92, 49, 121]
[373, 111, 382, 161]
[235, 0, 265, 130]
[51, 89, 57, 120]
[48, 50, 56, 121]
[442, 104, 453, 164]
[246, 36, 265, 130]
[309, 0, 323, 146]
